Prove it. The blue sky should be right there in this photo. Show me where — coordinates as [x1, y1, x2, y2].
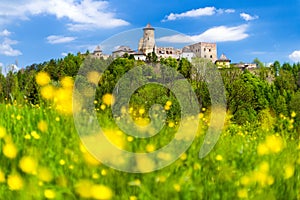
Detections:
[0, 0, 300, 70]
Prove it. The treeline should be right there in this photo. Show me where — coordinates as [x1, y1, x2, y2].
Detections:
[1, 53, 300, 130]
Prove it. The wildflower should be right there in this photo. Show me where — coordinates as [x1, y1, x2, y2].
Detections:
[173, 184, 181, 192]
[7, 174, 23, 191]
[127, 136, 134, 142]
[3, 143, 17, 159]
[168, 121, 175, 128]
[265, 135, 283, 153]
[0, 170, 5, 182]
[164, 105, 170, 110]
[83, 152, 101, 166]
[155, 175, 167, 183]
[136, 156, 155, 172]
[198, 113, 204, 119]
[100, 104, 106, 110]
[180, 153, 187, 161]
[291, 111, 296, 118]
[38, 120, 48, 132]
[146, 144, 156, 152]
[60, 76, 73, 89]
[284, 164, 295, 179]
[129, 196, 138, 200]
[44, 189, 56, 199]
[237, 188, 248, 199]
[101, 169, 107, 176]
[40, 85, 55, 100]
[0, 126, 6, 138]
[166, 100, 172, 106]
[59, 159, 66, 166]
[24, 134, 31, 140]
[75, 179, 93, 198]
[215, 154, 223, 161]
[102, 94, 114, 106]
[16, 115, 21, 120]
[31, 131, 40, 140]
[92, 173, 100, 179]
[91, 184, 113, 200]
[19, 156, 38, 174]
[240, 175, 251, 186]
[38, 167, 53, 182]
[36, 71, 51, 86]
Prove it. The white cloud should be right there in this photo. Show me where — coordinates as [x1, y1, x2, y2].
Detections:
[0, 29, 11, 37]
[47, 35, 76, 44]
[289, 50, 300, 62]
[0, 38, 22, 56]
[0, 0, 129, 30]
[240, 13, 259, 21]
[163, 7, 235, 21]
[157, 25, 249, 43]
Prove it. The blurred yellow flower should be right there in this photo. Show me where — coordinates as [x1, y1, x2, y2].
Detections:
[102, 94, 114, 106]
[291, 111, 296, 118]
[3, 143, 17, 159]
[168, 121, 175, 128]
[59, 159, 66, 166]
[173, 183, 181, 192]
[0, 126, 6, 138]
[166, 100, 172, 106]
[101, 169, 107, 176]
[75, 179, 93, 198]
[129, 196, 138, 200]
[91, 184, 113, 200]
[0, 170, 5, 183]
[83, 152, 101, 166]
[284, 164, 295, 179]
[31, 131, 40, 140]
[60, 76, 74, 89]
[240, 175, 251, 186]
[237, 188, 248, 199]
[44, 189, 56, 199]
[7, 174, 23, 191]
[180, 153, 187, 161]
[38, 120, 48, 132]
[36, 71, 51, 86]
[41, 85, 55, 100]
[38, 167, 53, 182]
[146, 144, 156, 152]
[128, 179, 141, 187]
[215, 154, 223, 161]
[265, 135, 283, 153]
[19, 156, 38, 174]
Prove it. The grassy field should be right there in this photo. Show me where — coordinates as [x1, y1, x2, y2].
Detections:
[0, 100, 299, 200]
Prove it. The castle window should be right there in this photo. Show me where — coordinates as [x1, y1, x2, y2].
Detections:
[210, 55, 213, 58]
[209, 49, 211, 52]
[170, 51, 172, 54]
[204, 48, 206, 52]
[166, 51, 169, 54]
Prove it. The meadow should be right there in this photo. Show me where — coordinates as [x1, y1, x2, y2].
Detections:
[0, 56, 299, 199]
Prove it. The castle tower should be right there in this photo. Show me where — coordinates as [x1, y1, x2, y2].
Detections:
[138, 23, 155, 55]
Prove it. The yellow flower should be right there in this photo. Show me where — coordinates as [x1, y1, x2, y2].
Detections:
[19, 156, 38, 174]
[102, 94, 114, 106]
[284, 164, 295, 179]
[180, 153, 187, 161]
[138, 108, 145, 115]
[40, 85, 55, 100]
[60, 76, 74, 89]
[168, 121, 175, 128]
[291, 111, 296, 118]
[0, 126, 6, 138]
[59, 159, 66, 166]
[83, 152, 101, 166]
[237, 188, 248, 199]
[128, 179, 141, 187]
[36, 71, 51, 86]
[173, 184, 181, 192]
[166, 100, 172, 106]
[31, 131, 40, 140]
[38, 120, 48, 132]
[44, 189, 56, 199]
[164, 105, 170, 111]
[146, 144, 156, 152]
[240, 175, 251, 186]
[101, 169, 107, 176]
[129, 196, 138, 200]
[7, 174, 23, 191]
[215, 154, 223, 161]
[0, 170, 5, 183]
[265, 135, 283, 153]
[75, 179, 93, 198]
[38, 167, 53, 182]
[257, 143, 269, 155]
[3, 143, 17, 159]
[91, 184, 113, 200]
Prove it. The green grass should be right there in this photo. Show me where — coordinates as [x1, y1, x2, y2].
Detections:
[0, 103, 299, 200]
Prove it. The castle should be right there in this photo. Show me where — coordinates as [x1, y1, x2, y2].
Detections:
[90, 24, 258, 70]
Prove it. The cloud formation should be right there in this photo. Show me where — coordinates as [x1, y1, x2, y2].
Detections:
[0, 38, 22, 56]
[157, 25, 249, 43]
[240, 13, 259, 21]
[47, 35, 76, 44]
[163, 7, 235, 21]
[289, 50, 300, 62]
[0, 0, 129, 30]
